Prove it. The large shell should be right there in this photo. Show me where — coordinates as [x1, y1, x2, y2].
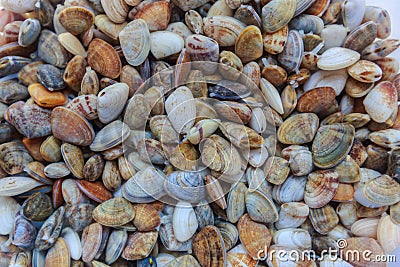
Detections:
[58, 6, 94, 35]
[81, 223, 102, 263]
[203, 16, 245, 47]
[309, 204, 339, 235]
[235, 25, 263, 64]
[51, 106, 95, 146]
[261, 0, 296, 33]
[87, 38, 122, 79]
[226, 182, 246, 224]
[312, 124, 355, 168]
[35, 206, 65, 251]
[0, 196, 21, 235]
[97, 83, 129, 124]
[277, 30, 304, 73]
[101, 0, 129, 24]
[363, 6, 391, 39]
[61, 227, 82, 261]
[150, 31, 184, 60]
[278, 113, 319, 145]
[297, 87, 338, 117]
[122, 231, 158, 260]
[165, 171, 205, 203]
[21, 192, 53, 222]
[359, 175, 400, 207]
[0, 140, 33, 175]
[318, 47, 360, 71]
[377, 213, 400, 253]
[37, 30, 69, 68]
[343, 21, 377, 53]
[134, 1, 171, 32]
[105, 229, 128, 265]
[0, 176, 43, 197]
[193, 226, 226, 267]
[246, 189, 278, 223]
[92, 197, 135, 227]
[172, 202, 198, 242]
[363, 81, 398, 123]
[119, 19, 150, 67]
[304, 170, 339, 208]
[342, 0, 366, 31]
[347, 60, 382, 83]
[12, 214, 37, 250]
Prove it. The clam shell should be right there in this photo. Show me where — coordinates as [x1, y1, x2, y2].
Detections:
[40, 135, 62, 163]
[68, 203, 95, 232]
[238, 213, 272, 259]
[227, 244, 258, 267]
[87, 38, 122, 79]
[81, 223, 102, 263]
[363, 81, 397, 123]
[272, 175, 307, 204]
[62, 179, 84, 206]
[304, 69, 348, 96]
[235, 25, 263, 64]
[318, 47, 360, 70]
[275, 202, 309, 230]
[21, 192, 53, 222]
[150, 31, 184, 59]
[305, 0, 330, 16]
[278, 113, 319, 145]
[220, 121, 264, 149]
[334, 155, 361, 183]
[18, 18, 41, 47]
[28, 83, 67, 108]
[312, 124, 355, 168]
[273, 228, 312, 250]
[0, 196, 21, 235]
[37, 64, 66, 91]
[159, 214, 193, 252]
[309, 204, 339, 235]
[172, 202, 198, 242]
[203, 16, 245, 47]
[38, 30, 69, 68]
[289, 14, 323, 34]
[263, 156, 290, 185]
[133, 204, 160, 232]
[58, 6, 94, 35]
[95, 14, 127, 41]
[343, 21, 377, 53]
[261, 0, 296, 33]
[105, 229, 128, 265]
[83, 154, 105, 181]
[51, 107, 94, 146]
[360, 175, 400, 207]
[101, 0, 129, 24]
[347, 60, 382, 83]
[66, 94, 98, 120]
[0, 140, 33, 175]
[204, 174, 227, 210]
[165, 171, 205, 203]
[97, 83, 129, 124]
[297, 87, 338, 118]
[18, 61, 43, 86]
[376, 214, 400, 253]
[124, 94, 150, 130]
[58, 32, 86, 57]
[186, 10, 204, 34]
[363, 6, 391, 39]
[35, 206, 65, 251]
[260, 78, 283, 115]
[134, 1, 170, 31]
[390, 202, 400, 225]
[277, 30, 304, 73]
[361, 39, 400, 61]
[304, 170, 339, 208]
[93, 197, 135, 227]
[342, 0, 366, 31]
[44, 238, 70, 267]
[119, 19, 150, 67]
[226, 182, 247, 224]
[64, 55, 87, 92]
[1, 0, 36, 13]
[61, 228, 82, 261]
[262, 26, 288, 55]
[122, 231, 158, 260]
[193, 226, 226, 267]
[12, 214, 37, 250]
[339, 237, 385, 267]
[185, 34, 219, 75]
[61, 143, 84, 179]
[246, 189, 278, 223]
[90, 120, 130, 152]
[351, 217, 379, 238]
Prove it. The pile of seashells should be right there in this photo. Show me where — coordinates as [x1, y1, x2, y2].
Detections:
[0, 0, 400, 266]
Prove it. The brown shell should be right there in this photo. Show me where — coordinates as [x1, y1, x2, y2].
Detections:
[193, 225, 226, 267]
[305, 0, 330, 16]
[18, 61, 44, 86]
[214, 101, 251, 124]
[122, 231, 158, 260]
[40, 135, 62, 163]
[83, 154, 105, 181]
[297, 86, 338, 118]
[237, 213, 272, 259]
[339, 238, 385, 267]
[133, 204, 161, 231]
[22, 137, 45, 162]
[51, 106, 95, 146]
[76, 180, 112, 203]
[61, 143, 84, 179]
[28, 83, 67, 108]
[64, 55, 87, 92]
[87, 38, 122, 79]
[134, 1, 171, 32]
[52, 178, 65, 209]
[92, 197, 135, 226]
[58, 6, 94, 35]
[235, 25, 263, 64]
[81, 223, 103, 263]
[44, 238, 70, 267]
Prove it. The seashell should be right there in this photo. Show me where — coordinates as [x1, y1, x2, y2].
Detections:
[305, 68, 348, 96]
[278, 113, 319, 145]
[363, 6, 391, 39]
[0, 56, 31, 78]
[347, 60, 382, 83]
[122, 167, 167, 203]
[217, 50, 243, 81]
[93, 197, 135, 227]
[94, 14, 126, 41]
[204, 174, 227, 210]
[132, 204, 160, 232]
[61, 227, 82, 261]
[159, 215, 193, 252]
[262, 26, 288, 55]
[38, 30, 69, 68]
[360, 174, 400, 207]
[100, 0, 129, 24]
[185, 10, 203, 34]
[305, 0, 330, 16]
[44, 162, 70, 179]
[376, 214, 400, 254]
[345, 77, 374, 98]
[76, 180, 112, 203]
[209, 80, 251, 101]
[122, 231, 158, 260]
[341, 0, 366, 31]
[263, 156, 290, 185]
[82, 154, 104, 182]
[90, 121, 130, 153]
[66, 95, 97, 120]
[62, 179, 84, 206]
[235, 25, 263, 64]
[1, 0, 36, 13]
[134, 1, 170, 32]
[220, 121, 264, 149]
[261, 0, 296, 33]
[67, 203, 95, 232]
[226, 182, 246, 224]
[37, 64, 66, 91]
[277, 30, 304, 73]
[124, 94, 150, 130]
[63, 55, 87, 92]
[309, 204, 339, 235]
[343, 21, 377, 53]
[203, 16, 245, 47]
[374, 57, 399, 81]
[0, 80, 28, 104]
[289, 14, 324, 34]
[105, 229, 128, 265]
[351, 217, 379, 238]
[262, 64, 287, 87]
[101, 160, 121, 191]
[18, 18, 41, 47]
[336, 202, 358, 229]
[297, 87, 338, 118]
[166, 22, 193, 41]
[24, 161, 52, 185]
[312, 124, 355, 168]
[81, 67, 99, 95]
[207, 0, 233, 17]
[6, 101, 52, 138]
[272, 175, 307, 204]
[60, 143, 84, 179]
[304, 170, 339, 208]
[150, 31, 184, 60]
[0, 140, 33, 175]
[318, 47, 360, 71]
[87, 38, 122, 79]
[40, 135, 61, 163]
[363, 81, 397, 123]
[390, 202, 400, 225]
[185, 34, 219, 75]
[165, 171, 205, 202]
[239, 213, 272, 259]
[233, 5, 261, 28]
[136, 138, 166, 164]
[96, 83, 129, 124]
[17, 61, 43, 86]
[260, 78, 283, 115]
[12, 214, 37, 250]
[246, 189, 279, 224]
[194, 200, 214, 230]
[339, 237, 385, 267]
[275, 202, 309, 230]
[21, 192, 53, 222]
[333, 155, 360, 183]
[165, 86, 196, 134]
[35, 206, 65, 251]
[58, 6, 94, 35]
[0, 196, 21, 235]
[361, 39, 400, 61]
[81, 223, 102, 263]
[28, 83, 67, 108]
[193, 226, 226, 267]
[44, 238, 70, 267]
[119, 19, 150, 67]
[58, 32, 86, 57]
[226, 244, 258, 267]
[171, 202, 198, 243]
[273, 228, 312, 250]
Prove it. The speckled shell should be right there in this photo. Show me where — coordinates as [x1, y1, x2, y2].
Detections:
[297, 87, 338, 118]
[235, 25, 263, 64]
[343, 21, 377, 53]
[193, 226, 226, 267]
[304, 170, 339, 208]
[203, 16, 246, 47]
[18, 18, 41, 47]
[37, 30, 69, 68]
[81, 223, 103, 263]
[122, 231, 158, 260]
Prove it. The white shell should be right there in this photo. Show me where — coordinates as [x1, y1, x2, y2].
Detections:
[377, 213, 400, 253]
[303, 69, 348, 96]
[172, 202, 198, 242]
[61, 227, 82, 261]
[260, 78, 284, 115]
[249, 107, 267, 133]
[317, 47, 360, 70]
[275, 202, 309, 230]
[0, 177, 43, 197]
[245, 146, 269, 168]
[150, 31, 184, 59]
[320, 257, 353, 267]
[156, 253, 176, 266]
[320, 25, 348, 52]
[363, 81, 398, 123]
[273, 228, 312, 250]
[342, 0, 366, 31]
[1, 0, 36, 13]
[165, 86, 196, 134]
[97, 83, 129, 124]
[351, 217, 379, 238]
[0, 196, 21, 235]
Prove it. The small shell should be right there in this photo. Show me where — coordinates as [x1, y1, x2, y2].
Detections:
[297, 87, 338, 117]
[12, 214, 37, 250]
[58, 6, 94, 35]
[363, 6, 391, 39]
[150, 31, 184, 60]
[44, 162, 70, 179]
[289, 14, 324, 34]
[304, 69, 348, 96]
[21, 192, 53, 222]
[226, 182, 247, 224]
[318, 47, 360, 70]
[263, 156, 290, 185]
[339, 237, 385, 267]
[246, 189, 279, 223]
[305, 0, 330, 16]
[277, 30, 304, 73]
[101, 0, 129, 24]
[76, 180, 112, 203]
[361, 175, 400, 207]
[134, 1, 170, 32]
[309, 204, 339, 235]
[0, 196, 21, 235]
[61, 227, 82, 261]
[172, 202, 198, 242]
[185, 34, 219, 75]
[275, 202, 309, 230]
[363, 81, 397, 123]
[234, 5, 261, 28]
[312, 124, 355, 169]
[278, 113, 319, 145]
[94, 14, 126, 41]
[90, 120, 130, 152]
[351, 217, 379, 238]
[261, 0, 296, 33]
[227, 244, 258, 267]
[37, 64, 66, 91]
[343, 21, 377, 53]
[18, 18, 41, 47]
[28, 83, 67, 108]
[122, 231, 158, 260]
[192, 226, 226, 267]
[272, 175, 307, 204]
[97, 83, 129, 124]
[44, 238, 70, 267]
[273, 228, 312, 250]
[35, 206, 65, 251]
[342, 0, 366, 31]
[165, 171, 205, 202]
[92, 197, 135, 227]
[81, 223, 103, 263]
[58, 32, 86, 57]
[262, 26, 288, 55]
[235, 25, 263, 64]
[260, 78, 284, 115]
[203, 16, 245, 47]
[105, 229, 128, 265]
[361, 39, 400, 61]
[304, 170, 339, 208]
[87, 38, 122, 79]
[347, 60, 382, 83]
[61, 143, 84, 179]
